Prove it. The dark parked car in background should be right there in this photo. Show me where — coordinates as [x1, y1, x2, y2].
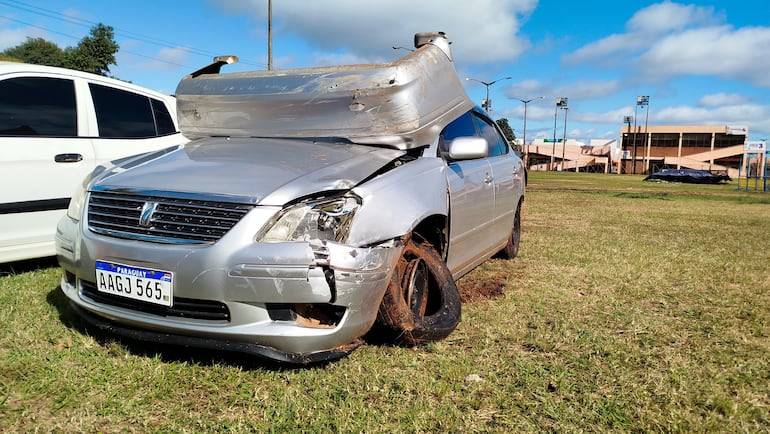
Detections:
[55, 32, 526, 364]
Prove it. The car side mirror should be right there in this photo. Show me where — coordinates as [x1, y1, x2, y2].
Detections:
[447, 137, 488, 160]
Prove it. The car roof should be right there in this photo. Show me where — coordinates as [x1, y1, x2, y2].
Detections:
[0, 61, 176, 103]
[174, 32, 475, 150]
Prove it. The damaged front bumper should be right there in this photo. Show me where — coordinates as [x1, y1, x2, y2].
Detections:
[56, 213, 403, 363]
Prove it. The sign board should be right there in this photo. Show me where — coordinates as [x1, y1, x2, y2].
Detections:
[726, 125, 748, 135]
[744, 141, 767, 152]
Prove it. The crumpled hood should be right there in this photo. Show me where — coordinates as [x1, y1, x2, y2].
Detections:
[94, 137, 405, 206]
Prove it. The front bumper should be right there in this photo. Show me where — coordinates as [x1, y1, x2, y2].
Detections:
[55, 208, 402, 363]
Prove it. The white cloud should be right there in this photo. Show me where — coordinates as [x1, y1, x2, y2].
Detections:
[215, 0, 537, 64]
[638, 26, 770, 87]
[626, 1, 721, 34]
[655, 103, 769, 127]
[562, 1, 770, 88]
[0, 25, 48, 50]
[698, 93, 749, 107]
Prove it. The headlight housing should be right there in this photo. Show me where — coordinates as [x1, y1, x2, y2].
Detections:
[66, 164, 109, 221]
[65, 181, 87, 221]
[258, 194, 360, 243]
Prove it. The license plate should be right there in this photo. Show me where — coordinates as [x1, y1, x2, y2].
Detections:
[95, 260, 173, 307]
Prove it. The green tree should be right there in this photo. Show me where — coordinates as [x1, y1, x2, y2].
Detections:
[496, 118, 517, 147]
[1, 23, 119, 76]
[1, 37, 66, 66]
[64, 23, 119, 76]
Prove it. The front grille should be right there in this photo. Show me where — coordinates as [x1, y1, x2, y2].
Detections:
[88, 191, 254, 244]
[81, 280, 230, 321]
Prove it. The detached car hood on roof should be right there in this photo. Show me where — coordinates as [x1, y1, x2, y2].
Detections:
[94, 137, 404, 206]
[174, 33, 474, 150]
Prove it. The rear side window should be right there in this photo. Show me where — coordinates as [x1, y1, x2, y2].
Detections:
[0, 76, 77, 137]
[151, 98, 176, 135]
[90, 83, 176, 138]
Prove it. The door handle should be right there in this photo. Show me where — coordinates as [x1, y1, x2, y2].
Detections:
[54, 153, 83, 163]
[484, 173, 493, 184]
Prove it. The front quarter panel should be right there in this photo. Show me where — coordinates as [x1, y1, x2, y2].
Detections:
[348, 157, 448, 246]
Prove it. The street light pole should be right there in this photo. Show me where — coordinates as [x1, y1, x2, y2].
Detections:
[633, 104, 639, 174]
[512, 96, 545, 167]
[562, 106, 569, 170]
[552, 97, 567, 171]
[267, 0, 272, 70]
[635, 95, 649, 174]
[623, 115, 633, 174]
[466, 76, 512, 112]
[640, 96, 651, 173]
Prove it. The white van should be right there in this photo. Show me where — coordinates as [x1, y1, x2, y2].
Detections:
[0, 61, 187, 263]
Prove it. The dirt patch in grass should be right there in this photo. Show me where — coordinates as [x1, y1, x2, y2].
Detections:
[458, 272, 517, 302]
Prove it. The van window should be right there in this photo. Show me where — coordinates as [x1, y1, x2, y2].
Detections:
[151, 98, 176, 135]
[90, 83, 161, 138]
[0, 77, 77, 137]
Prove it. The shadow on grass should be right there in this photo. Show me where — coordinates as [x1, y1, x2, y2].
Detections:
[0, 256, 58, 276]
[45, 285, 332, 372]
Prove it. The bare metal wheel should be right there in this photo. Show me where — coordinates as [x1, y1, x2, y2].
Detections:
[377, 234, 461, 345]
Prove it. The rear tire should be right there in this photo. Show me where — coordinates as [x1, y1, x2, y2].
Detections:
[377, 235, 461, 345]
[499, 200, 522, 259]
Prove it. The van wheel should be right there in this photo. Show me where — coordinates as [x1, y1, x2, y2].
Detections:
[377, 234, 461, 345]
[499, 200, 522, 259]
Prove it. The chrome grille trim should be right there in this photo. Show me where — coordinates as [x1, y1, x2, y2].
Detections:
[88, 191, 254, 244]
[80, 280, 230, 321]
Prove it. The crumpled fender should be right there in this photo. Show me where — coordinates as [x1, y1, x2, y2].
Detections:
[347, 157, 448, 247]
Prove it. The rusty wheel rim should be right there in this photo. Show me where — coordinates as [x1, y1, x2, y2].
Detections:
[403, 258, 429, 317]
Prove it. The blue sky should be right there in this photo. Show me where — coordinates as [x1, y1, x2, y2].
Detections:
[2, 0, 769, 144]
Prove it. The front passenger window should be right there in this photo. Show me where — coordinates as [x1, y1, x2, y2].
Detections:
[439, 112, 477, 154]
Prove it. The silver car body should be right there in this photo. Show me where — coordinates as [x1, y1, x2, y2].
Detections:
[56, 32, 525, 363]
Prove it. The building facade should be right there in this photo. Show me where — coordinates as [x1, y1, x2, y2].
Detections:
[617, 124, 747, 177]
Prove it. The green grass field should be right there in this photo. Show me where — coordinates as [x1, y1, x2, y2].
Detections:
[1, 172, 768, 432]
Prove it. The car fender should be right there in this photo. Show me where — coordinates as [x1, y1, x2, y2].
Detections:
[348, 157, 448, 247]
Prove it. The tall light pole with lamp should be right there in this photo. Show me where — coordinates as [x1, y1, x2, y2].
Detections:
[267, 0, 273, 70]
[512, 96, 545, 167]
[638, 95, 650, 173]
[466, 76, 512, 112]
[623, 115, 633, 174]
[632, 95, 649, 174]
[561, 106, 569, 170]
[551, 97, 568, 170]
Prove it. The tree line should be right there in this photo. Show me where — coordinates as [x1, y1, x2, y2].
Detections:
[1, 23, 119, 77]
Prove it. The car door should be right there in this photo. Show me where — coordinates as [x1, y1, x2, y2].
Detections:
[471, 111, 522, 245]
[0, 74, 96, 262]
[441, 112, 496, 276]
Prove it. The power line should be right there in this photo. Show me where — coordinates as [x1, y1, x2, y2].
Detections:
[0, 0, 267, 69]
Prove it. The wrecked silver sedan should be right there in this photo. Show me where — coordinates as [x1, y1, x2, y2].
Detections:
[55, 32, 526, 364]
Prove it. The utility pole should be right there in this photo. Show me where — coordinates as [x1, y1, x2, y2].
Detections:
[466, 76, 512, 112]
[267, 0, 273, 70]
[512, 96, 545, 168]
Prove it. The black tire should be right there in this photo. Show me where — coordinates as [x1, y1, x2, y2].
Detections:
[376, 235, 461, 346]
[499, 200, 522, 260]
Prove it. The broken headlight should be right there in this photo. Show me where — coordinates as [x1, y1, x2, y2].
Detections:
[258, 195, 360, 243]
